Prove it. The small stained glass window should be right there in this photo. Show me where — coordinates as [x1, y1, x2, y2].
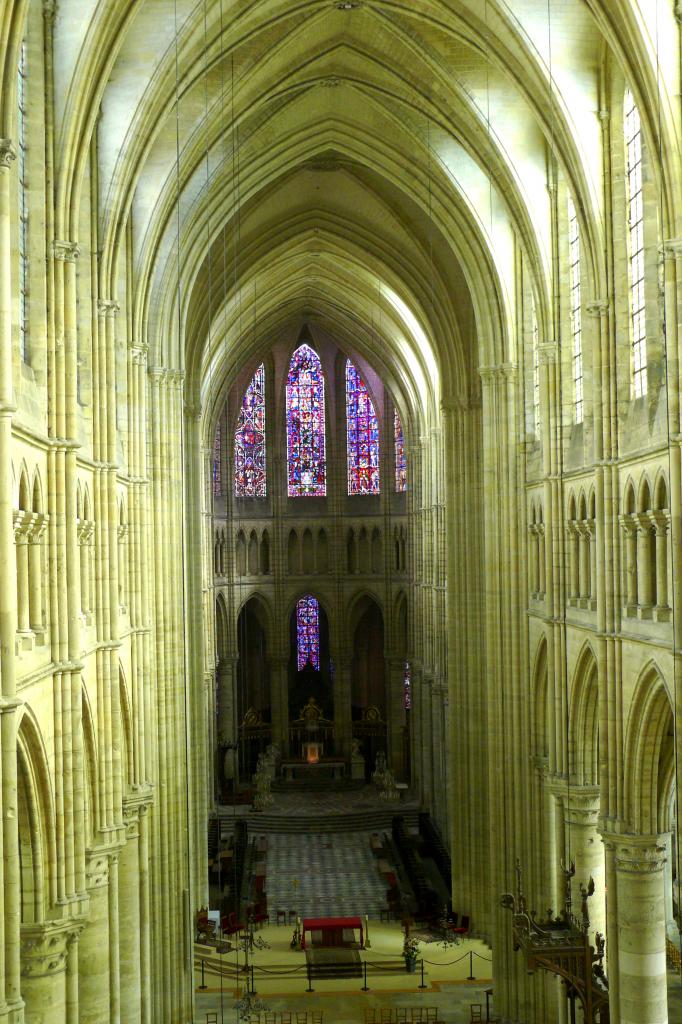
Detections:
[403, 661, 412, 710]
[296, 595, 320, 671]
[394, 409, 407, 492]
[234, 363, 266, 497]
[213, 422, 222, 497]
[346, 359, 380, 495]
[286, 345, 326, 497]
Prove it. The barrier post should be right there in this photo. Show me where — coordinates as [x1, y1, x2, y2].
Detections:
[199, 958, 207, 991]
[361, 960, 369, 992]
[418, 958, 427, 989]
[306, 961, 314, 992]
[250, 964, 256, 994]
[468, 951, 476, 980]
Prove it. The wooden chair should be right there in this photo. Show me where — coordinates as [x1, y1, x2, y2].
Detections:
[470, 1007, 483, 1023]
[426, 1011, 437, 1023]
[295, 1013, 308, 1024]
[280, 1014, 292, 1024]
[205, 1015, 218, 1024]
[365, 1012, 378, 1024]
[380, 1010, 393, 1023]
[264, 1014, 276, 1024]
[276, 909, 287, 926]
[312, 1013, 323, 1024]
[395, 1010, 408, 1023]
[288, 909, 297, 924]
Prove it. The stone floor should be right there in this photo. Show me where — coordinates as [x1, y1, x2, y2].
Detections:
[265, 830, 389, 920]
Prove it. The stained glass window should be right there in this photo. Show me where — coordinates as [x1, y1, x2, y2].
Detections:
[625, 89, 647, 398]
[234, 363, 266, 497]
[286, 345, 326, 497]
[296, 595, 320, 670]
[403, 661, 412, 710]
[345, 360, 380, 495]
[394, 409, 407, 493]
[567, 195, 583, 424]
[18, 41, 27, 363]
[213, 422, 222, 497]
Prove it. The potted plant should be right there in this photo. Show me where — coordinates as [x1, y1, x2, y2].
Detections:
[402, 934, 420, 973]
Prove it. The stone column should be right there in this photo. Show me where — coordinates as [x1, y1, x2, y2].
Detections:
[28, 516, 47, 633]
[620, 515, 638, 611]
[568, 523, 580, 601]
[78, 851, 110, 1024]
[14, 527, 30, 634]
[587, 519, 597, 605]
[564, 787, 605, 943]
[635, 515, 653, 612]
[119, 804, 142, 1024]
[386, 657, 406, 780]
[614, 837, 668, 1024]
[333, 654, 352, 761]
[651, 511, 670, 614]
[578, 523, 590, 603]
[20, 922, 81, 1024]
[268, 655, 289, 756]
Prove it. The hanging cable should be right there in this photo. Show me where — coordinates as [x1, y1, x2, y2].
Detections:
[654, 0, 682, 958]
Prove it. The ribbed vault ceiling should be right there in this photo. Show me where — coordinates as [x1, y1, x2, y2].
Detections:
[34, 0, 680, 427]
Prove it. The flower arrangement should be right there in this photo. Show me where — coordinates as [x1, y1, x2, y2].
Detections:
[402, 934, 420, 960]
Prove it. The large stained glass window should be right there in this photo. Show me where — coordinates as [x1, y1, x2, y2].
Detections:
[286, 345, 326, 497]
[296, 595, 320, 670]
[346, 360, 380, 495]
[213, 422, 222, 497]
[234, 363, 266, 497]
[394, 409, 407, 492]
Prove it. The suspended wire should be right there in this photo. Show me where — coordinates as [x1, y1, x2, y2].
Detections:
[653, 0, 682, 953]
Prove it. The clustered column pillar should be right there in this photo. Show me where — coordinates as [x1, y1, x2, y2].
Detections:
[614, 837, 668, 1024]
[564, 787, 605, 943]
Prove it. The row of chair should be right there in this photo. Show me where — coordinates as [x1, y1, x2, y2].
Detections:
[242, 1013, 323, 1024]
[391, 816, 440, 922]
[364, 1009, 440, 1023]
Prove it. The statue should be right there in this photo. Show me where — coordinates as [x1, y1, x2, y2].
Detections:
[252, 751, 274, 811]
[372, 751, 399, 800]
[351, 738, 365, 781]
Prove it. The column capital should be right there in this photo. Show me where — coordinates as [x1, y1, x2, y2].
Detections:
[43, 0, 57, 22]
[606, 834, 667, 873]
[586, 299, 610, 318]
[20, 920, 85, 978]
[52, 239, 81, 262]
[564, 785, 601, 826]
[479, 361, 518, 382]
[538, 341, 558, 365]
[0, 138, 16, 168]
[97, 298, 120, 317]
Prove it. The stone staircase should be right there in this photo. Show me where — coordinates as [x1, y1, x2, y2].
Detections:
[215, 804, 420, 835]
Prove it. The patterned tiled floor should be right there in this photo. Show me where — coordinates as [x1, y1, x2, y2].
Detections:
[265, 830, 388, 920]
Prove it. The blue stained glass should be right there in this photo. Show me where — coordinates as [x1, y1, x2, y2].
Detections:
[394, 409, 407, 493]
[345, 360, 380, 495]
[234, 364, 266, 497]
[296, 595, 320, 670]
[286, 345, 326, 497]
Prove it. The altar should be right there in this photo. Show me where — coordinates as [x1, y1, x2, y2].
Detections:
[281, 759, 345, 781]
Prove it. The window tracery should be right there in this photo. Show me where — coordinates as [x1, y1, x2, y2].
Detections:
[286, 345, 326, 497]
[345, 360, 380, 495]
[234, 363, 266, 497]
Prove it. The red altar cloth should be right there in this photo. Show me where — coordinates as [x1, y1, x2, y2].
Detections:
[301, 916, 364, 949]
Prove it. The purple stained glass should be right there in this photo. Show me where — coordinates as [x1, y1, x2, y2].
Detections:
[403, 661, 412, 710]
[286, 345, 326, 497]
[296, 595, 320, 670]
[213, 422, 222, 497]
[394, 409, 407, 493]
[234, 364, 266, 497]
[346, 360, 380, 495]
